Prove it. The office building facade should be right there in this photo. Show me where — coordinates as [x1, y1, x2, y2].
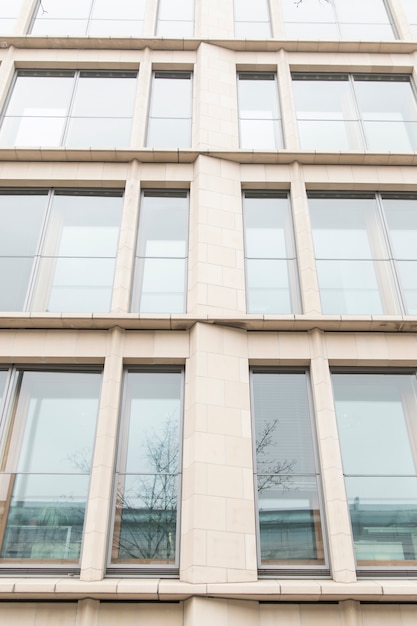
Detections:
[0, 0, 417, 624]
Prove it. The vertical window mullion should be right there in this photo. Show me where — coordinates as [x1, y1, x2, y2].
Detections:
[61, 71, 80, 147]
[24, 189, 55, 312]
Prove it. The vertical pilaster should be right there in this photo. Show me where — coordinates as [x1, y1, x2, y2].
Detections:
[181, 322, 256, 583]
[309, 329, 357, 583]
[80, 327, 124, 581]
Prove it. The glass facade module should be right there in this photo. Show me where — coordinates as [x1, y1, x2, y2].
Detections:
[112, 370, 182, 564]
[234, 0, 271, 38]
[238, 73, 283, 150]
[0, 190, 123, 313]
[132, 191, 189, 314]
[243, 192, 300, 314]
[31, 0, 146, 36]
[0, 71, 137, 148]
[282, 0, 395, 40]
[146, 72, 192, 148]
[0, 370, 101, 561]
[309, 193, 417, 315]
[252, 370, 325, 566]
[156, 0, 194, 37]
[293, 74, 417, 152]
[332, 373, 417, 565]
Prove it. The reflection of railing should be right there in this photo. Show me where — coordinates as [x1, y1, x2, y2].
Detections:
[0, 472, 88, 560]
[3, 525, 72, 559]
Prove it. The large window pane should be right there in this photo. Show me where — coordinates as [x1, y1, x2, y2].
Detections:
[0, 71, 137, 148]
[156, 0, 194, 36]
[234, 0, 271, 38]
[146, 72, 192, 148]
[243, 192, 299, 313]
[0, 192, 48, 311]
[309, 195, 399, 314]
[333, 373, 417, 565]
[132, 191, 189, 313]
[294, 74, 417, 153]
[354, 77, 417, 152]
[238, 74, 282, 149]
[112, 370, 182, 564]
[252, 371, 324, 565]
[383, 196, 417, 314]
[0, 370, 101, 561]
[0, 72, 74, 147]
[0, 190, 122, 313]
[31, 0, 146, 36]
[0, 0, 24, 34]
[282, 0, 394, 40]
[293, 76, 362, 151]
[31, 192, 123, 312]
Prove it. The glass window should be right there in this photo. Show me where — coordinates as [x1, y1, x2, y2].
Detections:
[238, 73, 283, 150]
[403, 0, 417, 38]
[0, 189, 123, 313]
[0, 369, 101, 561]
[332, 372, 417, 566]
[252, 370, 325, 567]
[0, 0, 24, 33]
[281, 0, 395, 40]
[156, 0, 194, 37]
[309, 193, 417, 315]
[31, 0, 146, 36]
[112, 369, 182, 565]
[0, 70, 137, 148]
[243, 191, 300, 314]
[0, 371, 7, 406]
[293, 74, 417, 152]
[146, 72, 192, 149]
[234, 0, 271, 38]
[132, 191, 189, 314]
